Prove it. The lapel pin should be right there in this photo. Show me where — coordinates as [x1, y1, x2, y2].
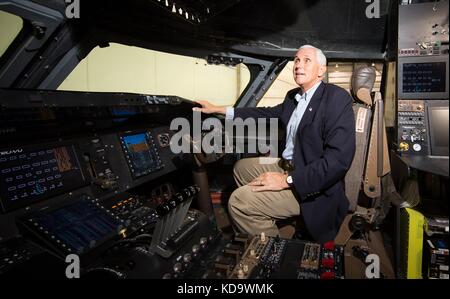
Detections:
[309, 107, 313, 112]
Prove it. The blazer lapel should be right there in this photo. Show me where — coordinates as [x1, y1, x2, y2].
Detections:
[282, 87, 301, 125]
[297, 82, 325, 132]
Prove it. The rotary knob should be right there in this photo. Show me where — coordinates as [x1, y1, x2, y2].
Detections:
[175, 193, 184, 204]
[173, 262, 183, 273]
[199, 237, 208, 246]
[192, 244, 200, 254]
[183, 253, 192, 263]
[156, 203, 170, 216]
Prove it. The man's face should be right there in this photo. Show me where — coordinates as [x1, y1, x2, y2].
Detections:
[293, 47, 326, 90]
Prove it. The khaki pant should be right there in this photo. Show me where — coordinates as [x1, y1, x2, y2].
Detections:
[228, 157, 300, 237]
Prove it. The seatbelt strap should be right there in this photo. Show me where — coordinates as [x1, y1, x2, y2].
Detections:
[364, 92, 390, 198]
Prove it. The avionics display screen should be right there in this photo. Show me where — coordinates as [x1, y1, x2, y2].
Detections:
[402, 62, 446, 93]
[428, 107, 449, 157]
[0, 145, 85, 212]
[119, 131, 163, 178]
[25, 197, 122, 255]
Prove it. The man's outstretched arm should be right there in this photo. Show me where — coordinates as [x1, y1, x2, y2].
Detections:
[193, 100, 283, 121]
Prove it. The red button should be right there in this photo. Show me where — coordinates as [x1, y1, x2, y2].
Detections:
[323, 241, 335, 251]
[322, 258, 335, 268]
[321, 271, 335, 279]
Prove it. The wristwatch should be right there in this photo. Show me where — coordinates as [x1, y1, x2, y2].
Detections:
[286, 175, 293, 187]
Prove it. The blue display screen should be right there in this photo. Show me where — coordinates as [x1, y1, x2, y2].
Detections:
[119, 132, 163, 178]
[0, 145, 85, 212]
[403, 62, 446, 93]
[27, 198, 122, 255]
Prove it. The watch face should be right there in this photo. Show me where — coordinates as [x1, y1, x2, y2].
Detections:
[287, 176, 293, 184]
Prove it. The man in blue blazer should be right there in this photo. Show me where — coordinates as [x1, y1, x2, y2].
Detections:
[194, 45, 356, 243]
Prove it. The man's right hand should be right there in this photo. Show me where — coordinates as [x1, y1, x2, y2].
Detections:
[193, 100, 227, 115]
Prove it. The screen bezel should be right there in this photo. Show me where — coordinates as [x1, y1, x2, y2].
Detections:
[426, 101, 449, 157]
[398, 55, 449, 99]
[118, 130, 162, 179]
[0, 142, 87, 213]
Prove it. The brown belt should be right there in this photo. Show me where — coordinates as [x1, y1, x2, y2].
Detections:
[279, 158, 294, 172]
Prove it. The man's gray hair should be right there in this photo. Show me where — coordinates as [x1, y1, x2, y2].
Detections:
[299, 45, 327, 66]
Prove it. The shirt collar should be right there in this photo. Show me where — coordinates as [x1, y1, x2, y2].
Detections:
[295, 81, 322, 103]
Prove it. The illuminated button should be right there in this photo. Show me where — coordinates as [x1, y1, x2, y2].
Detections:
[243, 264, 249, 273]
[260, 232, 266, 243]
[237, 269, 245, 279]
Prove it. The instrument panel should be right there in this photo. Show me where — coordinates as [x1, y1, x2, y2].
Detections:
[0, 89, 351, 280]
[0, 89, 194, 242]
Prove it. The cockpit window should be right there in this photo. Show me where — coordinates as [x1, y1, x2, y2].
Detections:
[258, 61, 297, 107]
[0, 10, 23, 58]
[58, 43, 250, 106]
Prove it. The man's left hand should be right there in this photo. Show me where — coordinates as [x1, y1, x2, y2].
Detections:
[248, 172, 290, 192]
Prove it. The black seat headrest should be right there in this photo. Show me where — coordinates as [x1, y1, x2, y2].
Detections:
[351, 66, 376, 106]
